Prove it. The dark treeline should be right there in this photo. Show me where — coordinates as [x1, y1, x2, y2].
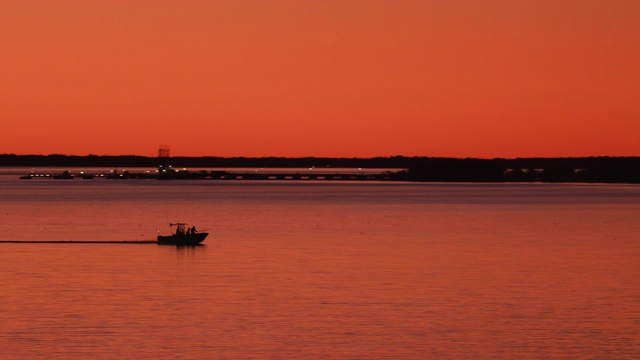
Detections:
[1, 154, 639, 183]
[406, 157, 640, 183]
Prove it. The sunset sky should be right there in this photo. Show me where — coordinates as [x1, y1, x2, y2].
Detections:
[1, 0, 638, 158]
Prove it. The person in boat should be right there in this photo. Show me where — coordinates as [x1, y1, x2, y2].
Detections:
[176, 225, 184, 235]
[191, 226, 197, 234]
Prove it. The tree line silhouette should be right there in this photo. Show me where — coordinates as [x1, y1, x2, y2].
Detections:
[1, 154, 639, 183]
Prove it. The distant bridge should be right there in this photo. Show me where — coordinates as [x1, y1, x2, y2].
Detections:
[20, 169, 410, 182]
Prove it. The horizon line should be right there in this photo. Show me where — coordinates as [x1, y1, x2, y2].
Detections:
[2, 153, 639, 161]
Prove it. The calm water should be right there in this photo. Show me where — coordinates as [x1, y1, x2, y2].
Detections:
[1, 169, 639, 359]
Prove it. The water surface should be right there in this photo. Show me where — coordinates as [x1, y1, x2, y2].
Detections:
[1, 171, 639, 358]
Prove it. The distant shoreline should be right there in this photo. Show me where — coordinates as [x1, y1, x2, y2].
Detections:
[2, 154, 639, 183]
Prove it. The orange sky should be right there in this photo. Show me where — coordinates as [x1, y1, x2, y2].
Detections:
[1, 0, 638, 158]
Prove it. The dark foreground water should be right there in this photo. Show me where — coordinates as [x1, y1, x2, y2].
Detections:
[1, 171, 639, 359]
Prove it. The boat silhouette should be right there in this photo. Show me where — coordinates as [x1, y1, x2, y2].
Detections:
[157, 223, 208, 245]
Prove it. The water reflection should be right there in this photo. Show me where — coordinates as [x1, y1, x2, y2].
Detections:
[1, 179, 638, 359]
[171, 243, 208, 262]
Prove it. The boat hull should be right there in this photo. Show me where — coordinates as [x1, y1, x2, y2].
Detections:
[157, 232, 208, 245]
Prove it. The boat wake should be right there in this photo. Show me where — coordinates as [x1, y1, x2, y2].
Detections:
[0, 240, 157, 244]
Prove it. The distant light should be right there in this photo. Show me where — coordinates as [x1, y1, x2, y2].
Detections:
[80, 171, 84, 174]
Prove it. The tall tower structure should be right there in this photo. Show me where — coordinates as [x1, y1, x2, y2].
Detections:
[158, 145, 171, 159]
[158, 145, 171, 170]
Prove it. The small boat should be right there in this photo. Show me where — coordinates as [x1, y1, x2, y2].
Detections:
[157, 223, 208, 245]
